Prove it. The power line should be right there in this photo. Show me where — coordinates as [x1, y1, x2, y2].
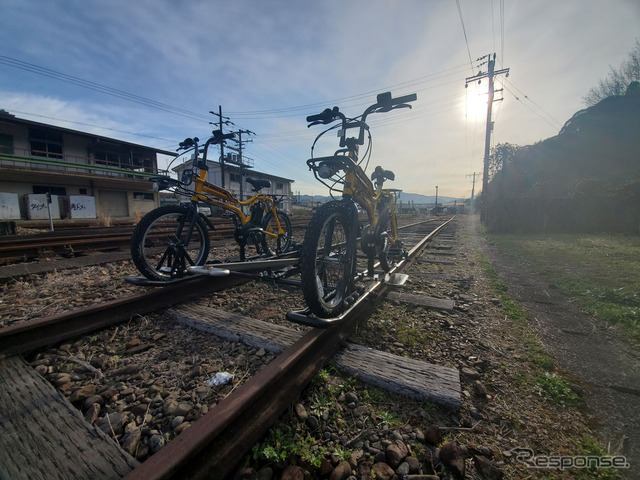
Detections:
[226, 63, 471, 118]
[503, 79, 564, 129]
[500, 0, 505, 65]
[0, 56, 213, 122]
[455, 0, 475, 73]
[4, 109, 177, 144]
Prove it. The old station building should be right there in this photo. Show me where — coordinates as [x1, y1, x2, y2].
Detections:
[0, 110, 174, 224]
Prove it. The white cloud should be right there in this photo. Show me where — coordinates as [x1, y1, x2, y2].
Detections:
[1, 0, 638, 198]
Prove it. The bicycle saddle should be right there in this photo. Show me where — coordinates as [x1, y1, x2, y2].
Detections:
[371, 166, 395, 184]
[246, 177, 272, 191]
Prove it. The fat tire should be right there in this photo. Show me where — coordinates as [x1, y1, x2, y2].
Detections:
[130, 205, 210, 280]
[262, 210, 293, 255]
[300, 201, 355, 318]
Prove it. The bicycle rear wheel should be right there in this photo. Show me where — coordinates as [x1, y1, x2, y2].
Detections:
[130, 205, 210, 280]
[262, 210, 292, 255]
[300, 201, 355, 318]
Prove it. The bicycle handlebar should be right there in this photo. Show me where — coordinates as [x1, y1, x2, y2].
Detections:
[306, 92, 416, 146]
[177, 130, 235, 152]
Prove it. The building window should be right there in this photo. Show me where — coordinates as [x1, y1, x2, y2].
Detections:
[33, 185, 67, 196]
[94, 146, 154, 172]
[230, 173, 241, 183]
[79, 188, 88, 195]
[276, 182, 284, 191]
[133, 192, 154, 201]
[0, 133, 13, 155]
[29, 128, 63, 159]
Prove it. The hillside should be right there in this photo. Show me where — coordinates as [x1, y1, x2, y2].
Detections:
[485, 86, 640, 232]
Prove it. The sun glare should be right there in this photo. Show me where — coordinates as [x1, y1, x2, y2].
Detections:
[464, 84, 488, 121]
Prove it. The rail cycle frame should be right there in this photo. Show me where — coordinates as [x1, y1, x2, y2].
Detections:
[299, 91, 417, 318]
[130, 130, 292, 280]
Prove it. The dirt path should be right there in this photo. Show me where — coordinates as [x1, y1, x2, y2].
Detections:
[469, 214, 640, 478]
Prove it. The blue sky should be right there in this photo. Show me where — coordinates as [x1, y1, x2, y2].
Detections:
[1, 0, 638, 198]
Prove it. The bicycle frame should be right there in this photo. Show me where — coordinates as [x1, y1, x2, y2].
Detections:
[341, 150, 400, 248]
[176, 136, 288, 243]
[307, 147, 400, 249]
[189, 169, 286, 239]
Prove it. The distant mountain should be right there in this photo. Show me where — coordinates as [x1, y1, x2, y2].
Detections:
[396, 192, 467, 205]
[295, 193, 467, 205]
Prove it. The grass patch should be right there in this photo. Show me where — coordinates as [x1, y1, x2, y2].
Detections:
[476, 253, 529, 324]
[574, 435, 622, 480]
[252, 426, 329, 467]
[489, 233, 640, 345]
[535, 372, 579, 408]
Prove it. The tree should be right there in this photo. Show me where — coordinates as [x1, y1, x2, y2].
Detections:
[488, 143, 523, 181]
[583, 40, 640, 106]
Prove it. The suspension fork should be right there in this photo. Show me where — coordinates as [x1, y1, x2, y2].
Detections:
[179, 202, 200, 247]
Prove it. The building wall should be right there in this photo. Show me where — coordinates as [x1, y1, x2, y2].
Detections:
[0, 116, 163, 221]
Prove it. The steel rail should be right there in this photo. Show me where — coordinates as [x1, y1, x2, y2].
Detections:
[0, 274, 251, 358]
[124, 216, 455, 480]
[0, 216, 454, 479]
[0, 218, 311, 259]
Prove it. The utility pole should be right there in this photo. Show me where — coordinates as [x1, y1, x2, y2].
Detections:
[209, 106, 233, 188]
[227, 129, 254, 200]
[435, 185, 438, 216]
[466, 172, 479, 212]
[465, 54, 509, 222]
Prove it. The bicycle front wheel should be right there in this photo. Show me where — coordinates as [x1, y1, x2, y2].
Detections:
[300, 201, 355, 318]
[262, 210, 293, 255]
[130, 205, 210, 280]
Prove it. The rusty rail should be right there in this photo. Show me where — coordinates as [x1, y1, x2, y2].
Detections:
[124, 216, 455, 480]
[1, 216, 455, 479]
[0, 217, 311, 260]
[0, 274, 250, 358]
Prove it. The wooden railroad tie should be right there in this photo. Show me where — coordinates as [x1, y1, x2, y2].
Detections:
[168, 305, 461, 409]
[385, 291, 456, 312]
[0, 356, 139, 479]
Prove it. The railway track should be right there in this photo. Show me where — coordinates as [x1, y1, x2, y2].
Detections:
[0, 216, 312, 263]
[0, 216, 461, 480]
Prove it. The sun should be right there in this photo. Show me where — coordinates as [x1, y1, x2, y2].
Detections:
[464, 84, 488, 121]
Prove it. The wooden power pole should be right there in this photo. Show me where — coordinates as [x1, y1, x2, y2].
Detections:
[465, 54, 509, 222]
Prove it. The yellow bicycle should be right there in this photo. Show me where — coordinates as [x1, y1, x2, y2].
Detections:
[131, 131, 292, 280]
[300, 92, 416, 317]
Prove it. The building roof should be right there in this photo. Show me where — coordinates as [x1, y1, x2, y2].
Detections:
[0, 110, 177, 157]
[173, 158, 295, 183]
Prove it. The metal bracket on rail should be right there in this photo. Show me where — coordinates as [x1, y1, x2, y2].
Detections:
[126, 252, 301, 287]
[286, 272, 407, 328]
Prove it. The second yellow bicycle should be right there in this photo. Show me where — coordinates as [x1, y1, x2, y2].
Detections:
[130, 131, 292, 280]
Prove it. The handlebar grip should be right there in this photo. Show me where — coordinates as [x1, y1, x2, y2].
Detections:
[306, 108, 332, 123]
[209, 130, 235, 144]
[306, 106, 340, 124]
[177, 137, 195, 151]
[376, 92, 417, 110]
[392, 93, 417, 105]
